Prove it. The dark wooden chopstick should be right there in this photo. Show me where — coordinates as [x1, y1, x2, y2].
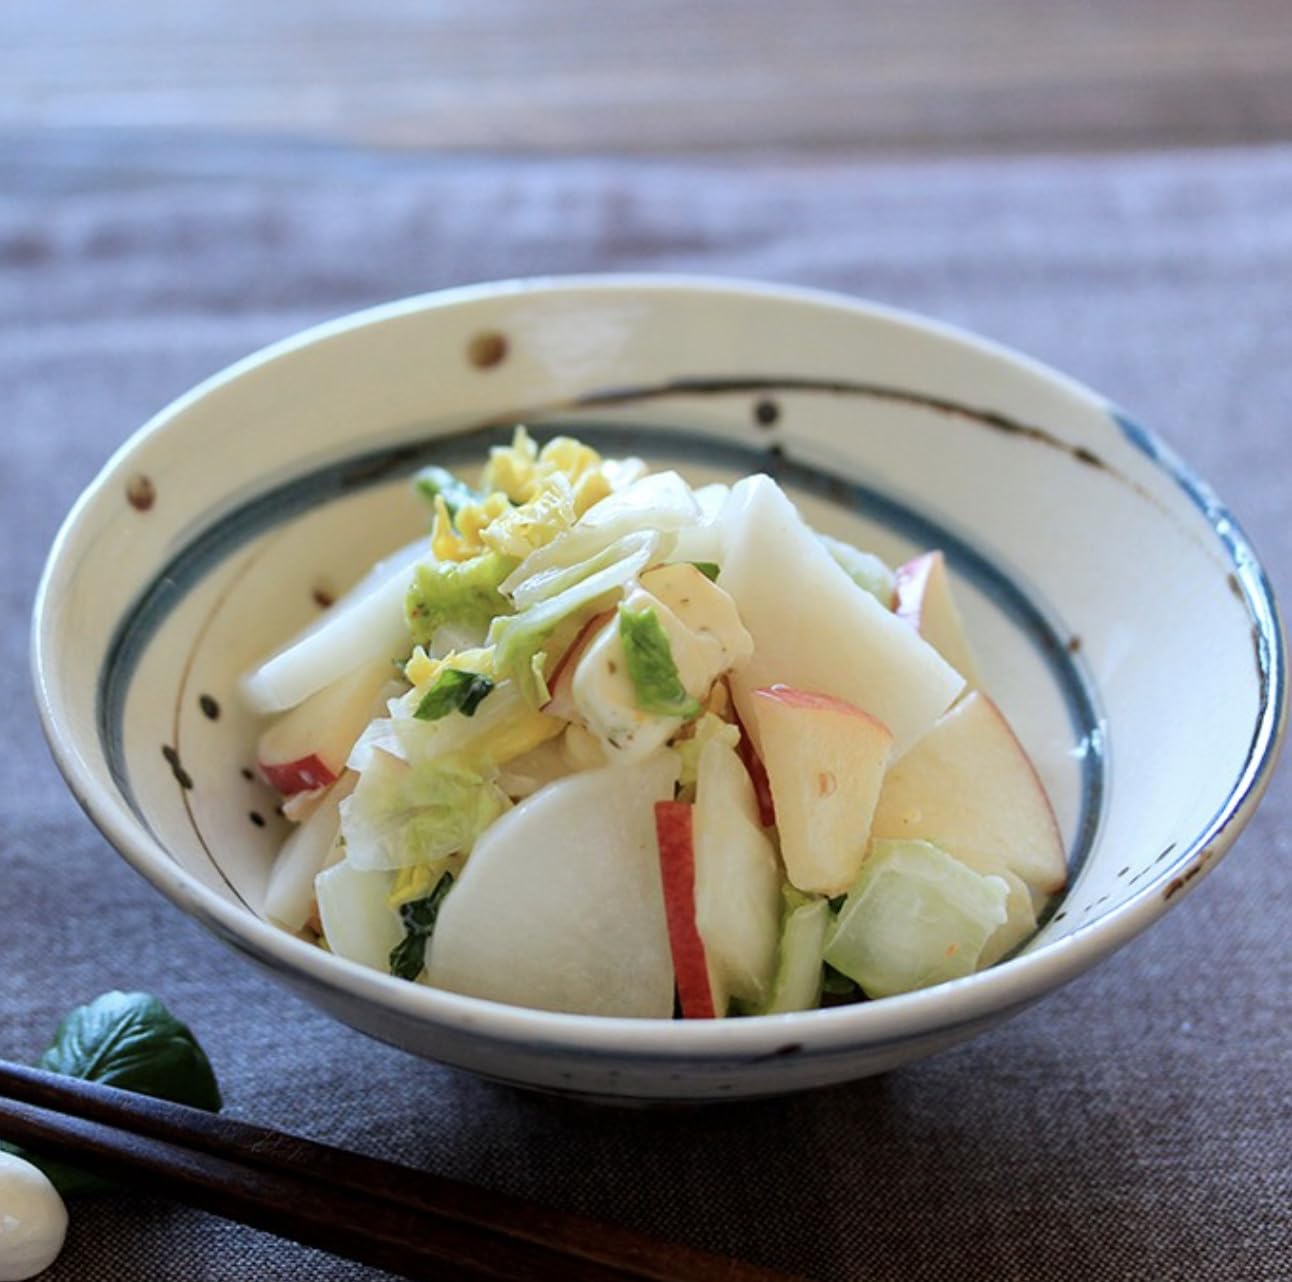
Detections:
[0, 1061, 803, 1282]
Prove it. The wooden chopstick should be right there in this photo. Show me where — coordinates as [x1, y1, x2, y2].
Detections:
[0, 1062, 804, 1282]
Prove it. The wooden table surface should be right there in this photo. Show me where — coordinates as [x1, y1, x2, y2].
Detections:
[5, 0, 1292, 156]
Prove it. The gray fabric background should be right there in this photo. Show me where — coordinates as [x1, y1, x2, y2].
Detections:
[2, 139, 1289, 1281]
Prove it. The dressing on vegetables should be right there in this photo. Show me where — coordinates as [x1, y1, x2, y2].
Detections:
[243, 428, 1068, 1018]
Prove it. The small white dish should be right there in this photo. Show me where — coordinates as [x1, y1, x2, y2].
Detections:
[32, 277, 1286, 1101]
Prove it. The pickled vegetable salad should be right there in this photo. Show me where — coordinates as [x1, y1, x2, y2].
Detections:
[246, 428, 1067, 1019]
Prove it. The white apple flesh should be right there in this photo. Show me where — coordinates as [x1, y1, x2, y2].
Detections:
[427, 752, 680, 1017]
[717, 477, 963, 757]
[893, 550, 982, 688]
[871, 690, 1067, 893]
[256, 659, 394, 795]
[750, 685, 895, 895]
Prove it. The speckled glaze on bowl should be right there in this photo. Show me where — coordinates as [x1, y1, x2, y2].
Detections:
[32, 277, 1286, 1101]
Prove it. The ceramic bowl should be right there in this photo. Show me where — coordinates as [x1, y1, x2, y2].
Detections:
[32, 277, 1286, 1101]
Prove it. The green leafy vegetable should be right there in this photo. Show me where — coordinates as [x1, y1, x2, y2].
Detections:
[405, 551, 517, 648]
[618, 605, 701, 720]
[821, 964, 860, 998]
[756, 887, 831, 1015]
[489, 531, 655, 706]
[5, 991, 220, 1194]
[479, 479, 576, 558]
[342, 752, 510, 871]
[389, 872, 455, 980]
[413, 465, 486, 519]
[824, 840, 1009, 998]
[413, 670, 495, 721]
[690, 561, 721, 582]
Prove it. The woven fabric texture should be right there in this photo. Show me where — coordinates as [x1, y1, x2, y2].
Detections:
[2, 141, 1289, 1281]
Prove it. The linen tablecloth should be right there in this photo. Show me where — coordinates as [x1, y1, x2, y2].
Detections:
[3, 138, 1289, 1281]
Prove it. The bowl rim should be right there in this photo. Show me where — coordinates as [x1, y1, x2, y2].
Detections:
[30, 273, 1289, 1062]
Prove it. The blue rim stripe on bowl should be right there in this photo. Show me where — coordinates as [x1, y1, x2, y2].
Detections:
[96, 417, 1106, 908]
[1108, 407, 1287, 890]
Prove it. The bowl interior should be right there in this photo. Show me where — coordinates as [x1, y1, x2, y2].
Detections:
[34, 279, 1281, 1093]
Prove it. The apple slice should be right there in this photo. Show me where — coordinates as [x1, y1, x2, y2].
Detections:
[871, 690, 1067, 893]
[750, 685, 894, 895]
[257, 659, 393, 795]
[893, 551, 982, 687]
[655, 801, 719, 1018]
[427, 752, 679, 1017]
[718, 477, 962, 756]
[692, 736, 782, 1008]
[541, 609, 614, 722]
[263, 774, 355, 931]
[733, 706, 776, 828]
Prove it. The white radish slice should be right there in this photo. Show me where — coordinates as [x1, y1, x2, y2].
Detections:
[427, 753, 680, 1017]
[314, 859, 402, 972]
[718, 476, 963, 757]
[263, 774, 355, 931]
[242, 537, 425, 714]
[692, 737, 782, 1007]
[668, 482, 730, 565]
[256, 659, 396, 795]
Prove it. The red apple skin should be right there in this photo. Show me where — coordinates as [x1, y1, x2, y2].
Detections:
[258, 753, 339, 796]
[871, 690, 1067, 893]
[542, 609, 615, 721]
[756, 684, 879, 719]
[893, 551, 936, 624]
[751, 685, 895, 895]
[892, 550, 981, 688]
[732, 707, 776, 828]
[654, 801, 718, 1019]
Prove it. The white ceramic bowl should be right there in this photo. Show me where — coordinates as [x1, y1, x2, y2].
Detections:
[33, 277, 1286, 1101]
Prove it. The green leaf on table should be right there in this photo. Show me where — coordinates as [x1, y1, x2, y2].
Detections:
[3, 991, 221, 1195]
